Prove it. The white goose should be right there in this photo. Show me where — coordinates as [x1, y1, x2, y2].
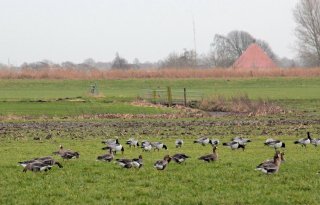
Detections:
[222, 141, 246, 151]
[294, 132, 312, 148]
[311, 138, 320, 147]
[194, 137, 212, 146]
[151, 142, 168, 151]
[141, 141, 152, 151]
[126, 138, 140, 148]
[102, 142, 124, 155]
[175, 139, 184, 148]
[264, 138, 286, 150]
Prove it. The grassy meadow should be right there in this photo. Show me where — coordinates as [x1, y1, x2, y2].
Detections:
[0, 77, 320, 204]
[0, 78, 320, 117]
[1, 136, 320, 204]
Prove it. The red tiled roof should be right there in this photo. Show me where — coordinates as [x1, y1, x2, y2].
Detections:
[232, 43, 277, 69]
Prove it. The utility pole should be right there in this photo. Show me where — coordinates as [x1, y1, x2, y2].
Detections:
[192, 15, 197, 68]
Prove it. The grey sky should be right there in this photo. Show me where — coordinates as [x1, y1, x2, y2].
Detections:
[0, 0, 298, 65]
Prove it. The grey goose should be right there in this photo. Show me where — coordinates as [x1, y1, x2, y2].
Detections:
[198, 146, 218, 162]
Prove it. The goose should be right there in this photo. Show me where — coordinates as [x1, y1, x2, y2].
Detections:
[141, 140, 150, 146]
[22, 161, 52, 172]
[102, 143, 124, 155]
[101, 138, 119, 145]
[18, 156, 54, 167]
[172, 153, 190, 164]
[194, 137, 212, 146]
[60, 151, 80, 160]
[115, 158, 133, 169]
[141, 141, 152, 152]
[116, 155, 143, 169]
[311, 138, 320, 147]
[294, 132, 312, 148]
[210, 139, 220, 146]
[222, 141, 246, 151]
[255, 151, 282, 174]
[198, 146, 218, 162]
[232, 137, 252, 145]
[132, 155, 143, 168]
[154, 155, 172, 170]
[126, 138, 140, 148]
[151, 142, 168, 151]
[18, 156, 63, 169]
[175, 139, 184, 148]
[97, 147, 114, 162]
[264, 138, 286, 150]
[53, 145, 80, 159]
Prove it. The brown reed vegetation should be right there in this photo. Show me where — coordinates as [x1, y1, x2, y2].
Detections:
[1, 67, 320, 79]
[198, 94, 284, 116]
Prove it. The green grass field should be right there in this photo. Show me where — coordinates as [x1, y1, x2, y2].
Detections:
[1, 78, 320, 117]
[1, 136, 320, 205]
[1, 77, 320, 204]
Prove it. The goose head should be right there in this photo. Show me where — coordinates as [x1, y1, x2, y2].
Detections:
[163, 144, 168, 150]
[121, 147, 125, 155]
[281, 142, 286, 148]
[163, 155, 171, 163]
[212, 146, 217, 152]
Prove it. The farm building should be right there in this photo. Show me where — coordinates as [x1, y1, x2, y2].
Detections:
[232, 43, 277, 70]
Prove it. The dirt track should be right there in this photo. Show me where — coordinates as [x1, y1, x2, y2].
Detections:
[1, 116, 319, 141]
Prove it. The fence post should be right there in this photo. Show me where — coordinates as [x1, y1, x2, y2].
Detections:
[152, 90, 157, 104]
[167, 86, 172, 106]
[184, 88, 187, 106]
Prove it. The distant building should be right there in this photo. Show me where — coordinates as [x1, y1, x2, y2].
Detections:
[232, 43, 277, 70]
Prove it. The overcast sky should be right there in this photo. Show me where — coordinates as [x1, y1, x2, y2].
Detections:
[0, 0, 299, 65]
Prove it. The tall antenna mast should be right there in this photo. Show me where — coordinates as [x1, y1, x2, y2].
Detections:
[192, 15, 197, 67]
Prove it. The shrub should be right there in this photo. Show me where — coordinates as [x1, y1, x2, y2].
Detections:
[198, 94, 284, 116]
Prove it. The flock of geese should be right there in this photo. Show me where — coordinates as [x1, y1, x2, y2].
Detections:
[18, 132, 316, 174]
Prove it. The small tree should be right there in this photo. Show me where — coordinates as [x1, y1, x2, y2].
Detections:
[161, 49, 197, 68]
[111, 53, 129, 69]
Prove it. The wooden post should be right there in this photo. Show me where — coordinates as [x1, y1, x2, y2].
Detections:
[183, 88, 187, 106]
[152, 90, 157, 104]
[167, 86, 172, 106]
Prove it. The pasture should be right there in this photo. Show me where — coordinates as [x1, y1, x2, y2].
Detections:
[0, 77, 320, 204]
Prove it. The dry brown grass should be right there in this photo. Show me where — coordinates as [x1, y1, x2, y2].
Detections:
[1, 67, 320, 79]
[198, 94, 284, 116]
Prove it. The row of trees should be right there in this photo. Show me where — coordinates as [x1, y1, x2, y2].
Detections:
[1, 0, 319, 70]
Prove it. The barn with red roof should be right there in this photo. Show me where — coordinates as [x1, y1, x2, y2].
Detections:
[232, 43, 277, 70]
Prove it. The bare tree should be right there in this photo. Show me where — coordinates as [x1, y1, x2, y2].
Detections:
[210, 30, 277, 67]
[294, 0, 320, 66]
[161, 49, 197, 68]
[111, 52, 129, 69]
